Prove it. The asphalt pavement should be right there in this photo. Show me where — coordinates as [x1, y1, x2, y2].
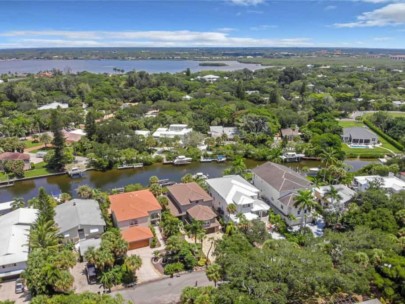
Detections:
[113, 271, 212, 304]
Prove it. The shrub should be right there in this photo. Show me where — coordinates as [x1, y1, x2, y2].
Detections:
[363, 119, 404, 151]
[164, 262, 184, 276]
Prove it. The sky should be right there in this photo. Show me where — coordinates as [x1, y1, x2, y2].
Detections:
[0, 0, 404, 49]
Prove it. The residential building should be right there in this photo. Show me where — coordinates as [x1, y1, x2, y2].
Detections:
[392, 100, 405, 108]
[38, 101, 69, 110]
[353, 175, 405, 193]
[0, 208, 38, 279]
[135, 130, 151, 137]
[166, 182, 219, 233]
[0, 152, 31, 170]
[54, 199, 106, 242]
[341, 127, 379, 147]
[252, 162, 312, 226]
[206, 175, 269, 223]
[280, 128, 300, 141]
[182, 95, 192, 101]
[199, 75, 220, 83]
[109, 190, 162, 249]
[153, 124, 192, 139]
[313, 184, 356, 211]
[209, 126, 239, 140]
[62, 129, 86, 143]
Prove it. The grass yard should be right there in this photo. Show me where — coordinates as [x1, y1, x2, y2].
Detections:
[338, 120, 400, 156]
[23, 140, 43, 149]
[24, 162, 56, 178]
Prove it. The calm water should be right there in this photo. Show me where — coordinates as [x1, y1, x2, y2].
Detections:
[0, 60, 264, 74]
[0, 159, 374, 202]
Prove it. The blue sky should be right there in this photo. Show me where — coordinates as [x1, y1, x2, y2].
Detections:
[0, 0, 404, 49]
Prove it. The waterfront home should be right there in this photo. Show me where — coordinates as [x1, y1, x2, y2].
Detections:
[280, 127, 300, 141]
[341, 127, 379, 147]
[353, 175, 405, 193]
[0, 152, 31, 170]
[55, 199, 106, 242]
[313, 184, 356, 211]
[252, 162, 312, 226]
[198, 75, 220, 83]
[206, 175, 269, 223]
[209, 126, 239, 140]
[38, 101, 69, 111]
[0, 208, 38, 279]
[166, 182, 219, 233]
[135, 130, 151, 137]
[109, 190, 161, 249]
[153, 124, 192, 140]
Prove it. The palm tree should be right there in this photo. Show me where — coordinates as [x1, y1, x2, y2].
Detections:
[158, 196, 169, 210]
[99, 270, 116, 292]
[320, 147, 340, 181]
[124, 255, 142, 272]
[293, 189, 317, 228]
[236, 213, 249, 233]
[84, 247, 98, 265]
[149, 183, 162, 197]
[225, 221, 237, 235]
[95, 249, 115, 271]
[53, 270, 73, 293]
[185, 220, 205, 244]
[29, 219, 60, 251]
[181, 174, 194, 183]
[149, 175, 159, 186]
[206, 264, 221, 287]
[324, 186, 342, 211]
[226, 203, 237, 216]
[76, 185, 93, 199]
[11, 197, 26, 210]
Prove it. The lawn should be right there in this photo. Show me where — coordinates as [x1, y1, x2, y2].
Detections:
[338, 120, 400, 156]
[24, 162, 56, 178]
[23, 140, 43, 149]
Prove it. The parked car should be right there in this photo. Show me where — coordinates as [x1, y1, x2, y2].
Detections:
[86, 264, 97, 284]
[15, 278, 25, 294]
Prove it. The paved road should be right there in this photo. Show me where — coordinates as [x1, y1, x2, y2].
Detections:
[113, 271, 212, 304]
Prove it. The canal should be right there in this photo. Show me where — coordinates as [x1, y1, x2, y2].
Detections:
[0, 159, 375, 202]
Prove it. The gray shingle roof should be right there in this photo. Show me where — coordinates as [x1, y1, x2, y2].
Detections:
[342, 127, 377, 140]
[54, 199, 106, 234]
[253, 162, 311, 193]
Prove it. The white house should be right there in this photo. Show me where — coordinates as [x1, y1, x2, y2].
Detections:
[153, 124, 192, 139]
[392, 101, 405, 108]
[252, 162, 312, 226]
[38, 101, 69, 111]
[353, 175, 405, 193]
[135, 130, 151, 137]
[0, 208, 38, 279]
[54, 199, 106, 243]
[199, 75, 220, 83]
[205, 175, 269, 223]
[209, 126, 239, 139]
[182, 95, 192, 101]
[313, 184, 356, 211]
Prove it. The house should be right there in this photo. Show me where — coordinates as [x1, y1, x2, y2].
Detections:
[166, 182, 220, 233]
[200, 75, 220, 83]
[153, 124, 192, 139]
[341, 127, 379, 147]
[135, 130, 151, 137]
[209, 126, 239, 140]
[182, 95, 192, 101]
[38, 101, 69, 110]
[313, 184, 356, 211]
[144, 109, 159, 118]
[353, 175, 405, 193]
[392, 101, 405, 108]
[245, 90, 260, 95]
[0, 208, 38, 279]
[280, 128, 300, 141]
[206, 175, 269, 223]
[54, 199, 106, 242]
[252, 162, 312, 226]
[62, 129, 86, 143]
[109, 190, 162, 249]
[0, 152, 31, 170]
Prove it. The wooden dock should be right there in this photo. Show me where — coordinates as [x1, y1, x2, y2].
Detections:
[117, 163, 144, 169]
[67, 168, 85, 178]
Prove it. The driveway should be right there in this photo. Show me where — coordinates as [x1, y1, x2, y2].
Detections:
[127, 227, 165, 283]
[114, 271, 212, 304]
[0, 279, 30, 304]
[71, 262, 102, 293]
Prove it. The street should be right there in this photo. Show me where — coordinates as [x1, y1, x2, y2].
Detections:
[113, 271, 213, 304]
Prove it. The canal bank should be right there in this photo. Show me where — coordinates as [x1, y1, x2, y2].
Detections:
[0, 159, 375, 202]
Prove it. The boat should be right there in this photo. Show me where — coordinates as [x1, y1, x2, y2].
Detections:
[307, 167, 321, 177]
[117, 163, 144, 169]
[200, 156, 214, 163]
[216, 155, 227, 163]
[280, 152, 305, 162]
[173, 155, 192, 165]
[192, 172, 209, 180]
[67, 167, 84, 178]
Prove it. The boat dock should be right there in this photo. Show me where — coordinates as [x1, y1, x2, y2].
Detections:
[158, 179, 176, 186]
[67, 167, 85, 178]
[117, 163, 144, 169]
[280, 152, 305, 162]
[200, 156, 214, 163]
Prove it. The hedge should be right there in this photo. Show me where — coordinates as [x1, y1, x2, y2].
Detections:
[363, 119, 404, 151]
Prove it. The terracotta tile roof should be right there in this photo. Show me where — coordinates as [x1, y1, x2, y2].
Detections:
[122, 226, 153, 243]
[0, 152, 30, 161]
[167, 182, 212, 206]
[109, 190, 161, 222]
[187, 205, 217, 221]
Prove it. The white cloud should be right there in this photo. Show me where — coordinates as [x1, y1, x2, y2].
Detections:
[0, 30, 312, 48]
[250, 24, 278, 30]
[325, 5, 337, 10]
[229, 0, 265, 6]
[216, 27, 237, 32]
[373, 36, 393, 40]
[334, 3, 405, 27]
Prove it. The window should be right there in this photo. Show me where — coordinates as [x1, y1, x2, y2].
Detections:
[129, 220, 138, 226]
[297, 210, 301, 215]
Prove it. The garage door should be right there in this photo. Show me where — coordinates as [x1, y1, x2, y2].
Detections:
[128, 239, 150, 250]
